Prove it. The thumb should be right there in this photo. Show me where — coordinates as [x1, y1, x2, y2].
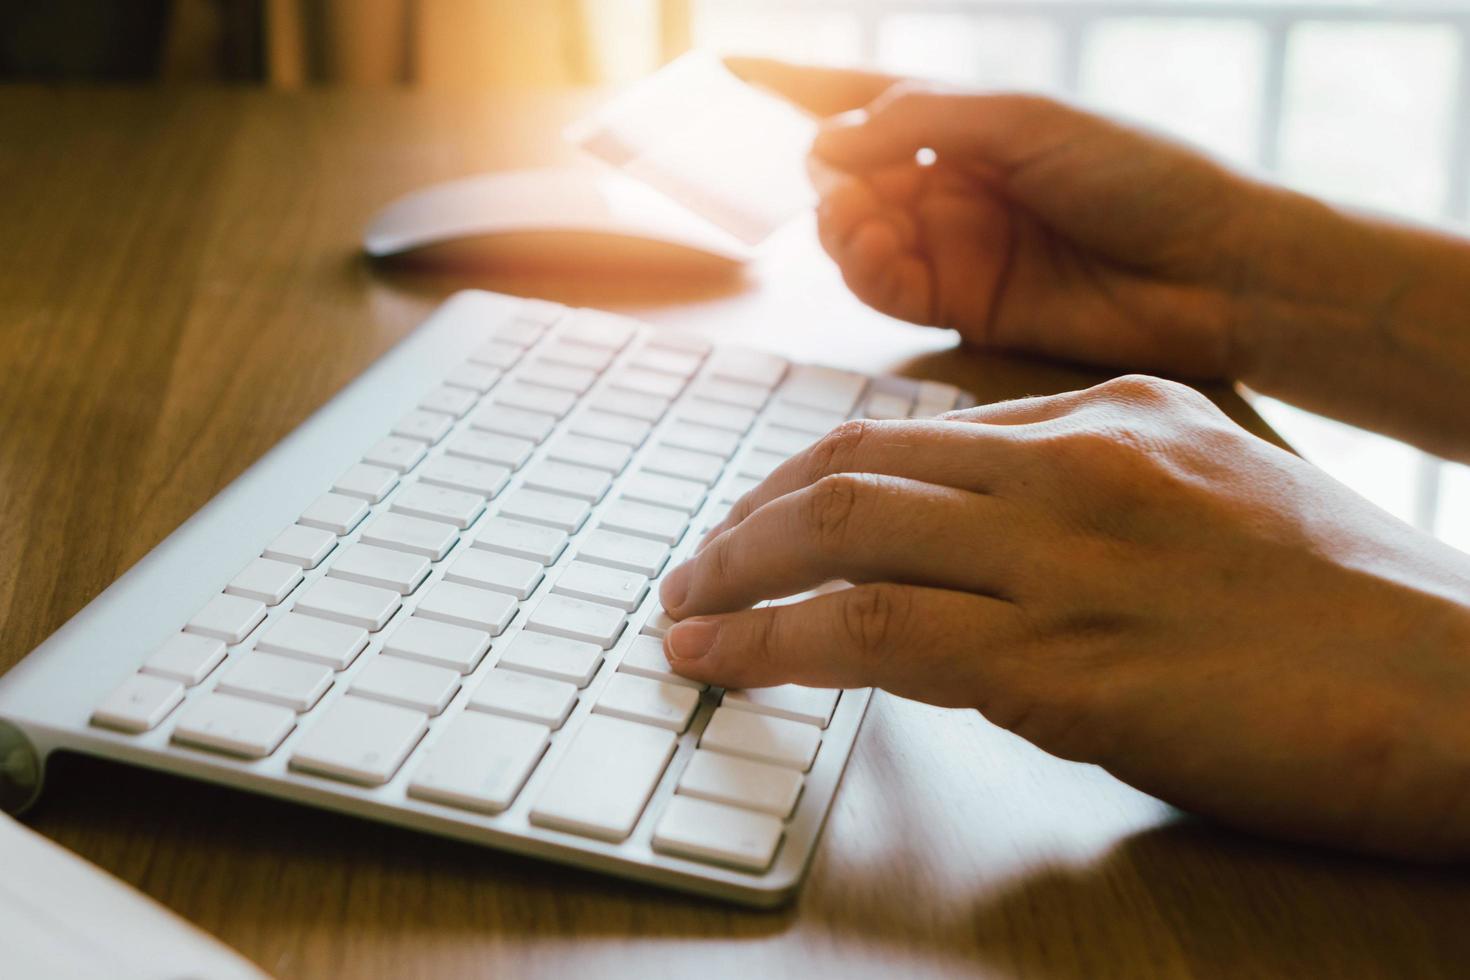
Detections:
[813, 87, 1083, 175]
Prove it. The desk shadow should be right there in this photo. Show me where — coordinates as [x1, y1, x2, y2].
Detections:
[361, 251, 752, 312]
[31, 752, 792, 942]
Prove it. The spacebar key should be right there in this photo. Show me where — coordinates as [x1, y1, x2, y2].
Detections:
[529, 714, 676, 842]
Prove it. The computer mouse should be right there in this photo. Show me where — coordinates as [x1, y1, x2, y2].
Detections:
[364, 167, 753, 276]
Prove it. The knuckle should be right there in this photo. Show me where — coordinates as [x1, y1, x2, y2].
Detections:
[808, 418, 875, 480]
[839, 584, 911, 667]
[805, 473, 867, 552]
[1094, 373, 1189, 407]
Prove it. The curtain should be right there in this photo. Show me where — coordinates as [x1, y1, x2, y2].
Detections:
[263, 0, 691, 89]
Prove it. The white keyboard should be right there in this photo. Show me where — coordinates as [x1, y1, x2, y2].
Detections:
[0, 291, 973, 906]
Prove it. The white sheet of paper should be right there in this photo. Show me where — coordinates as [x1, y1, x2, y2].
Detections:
[569, 51, 819, 246]
[0, 810, 268, 980]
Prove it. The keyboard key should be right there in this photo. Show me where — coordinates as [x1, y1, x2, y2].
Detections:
[778, 365, 867, 415]
[718, 475, 760, 505]
[618, 634, 706, 690]
[141, 633, 226, 686]
[91, 673, 184, 733]
[517, 359, 598, 394]
[172, 693, 296, 758]
[544, 433, 633, 473]
[291, 695, 428, 785]
[589, 389, 668, 423]
[736, 449, 786, 481]
[640, 604, 676, 639]
[327, 542, 431, 595]
[598, 498, 688, 545]
[294, 577, 401, 631]
[469, 339, 524, 369]
[646, 330, 712, 356]
[554, 562, 648, 612]
[360, 512, 459, 560]
[701, 707, 820, 771]
[408, 711, 550, 814]
[263, 523, 336, 569]
[541, 339, 615, 371]
[594, 672, 699, 733]
[497, 488, 590, 533]
[447, 429, 535, 469]
[299, 492, 369, 535]
[707, 347, 788, 388]
[445, 548, 543, 599]
[690, 376, 768, 410]
[914, 379, 961, 414]
[748, 422, 815, 457]
[622, 471, 706, 514]
[496, 631, 603, 687]
[559, 312, 636, 350]
[642, 445, 724, 485]
[226, 556, 303, 606]
[765, 402, 847, 436]
[627, 345, 701, 378]
[673, 398, 756, 433]
[420, 383, 480, 418]
[216, 652, 333, 712]
[522, 460, 612, 504]
[418, 456, 510, 497]
[443, 362, 501, 393]
[472, 516, 567, 564]
[393, 408, 454, 445]
[526, 594, 625, 649]
[470, 404, 557, 443]
[610, 367, 685, 400]
[493, 380, 577, 419]
[363, 435, 427, 473]
[350, 655, 460, 715]
[661, 420, 741, 458]
[576, 528, 668, 577]
[677, 749, 802, 818]
[723, 685, 841, 729]
[390, 483, 485, 529]
[332, 462, 399, 503]
[383, 615, 491, 673]
[468, 669, 578, 728]
[567, 411, 651, 447]
[864, 391, 912, 420]
[415, 581, 517, 634]
[186, 593, 266, 644]
[652, 796, 783, 873]
[529, 714, 676, 843]
[256, 612, 368, 670]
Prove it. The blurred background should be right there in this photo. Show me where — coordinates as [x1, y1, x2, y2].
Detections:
[5, 0, 1469, 548]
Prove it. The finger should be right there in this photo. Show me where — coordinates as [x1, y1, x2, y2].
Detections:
[943, 393, 1077, 426]
[663, 474, 1023, 618]
[724, 56, 899, 116]
[701, 418, 1013, 547]
[837, 220, 932, 324]
[814, 89, 1085, 174]
[663, 583, 1025, 706]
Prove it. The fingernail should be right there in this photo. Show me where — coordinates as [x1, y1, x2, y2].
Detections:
[667, 619, 719, 661]
[660, 561, 692, 610]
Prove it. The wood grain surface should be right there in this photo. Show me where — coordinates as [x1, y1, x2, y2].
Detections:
[1, 85, 1465, 979]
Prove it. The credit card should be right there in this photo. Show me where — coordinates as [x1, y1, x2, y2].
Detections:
[568, 51, 819, 246]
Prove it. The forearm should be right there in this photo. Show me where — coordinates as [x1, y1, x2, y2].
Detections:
[1228, 183, 1470, 461]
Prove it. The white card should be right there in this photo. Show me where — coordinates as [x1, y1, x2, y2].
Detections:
[568, 51, 819, 246]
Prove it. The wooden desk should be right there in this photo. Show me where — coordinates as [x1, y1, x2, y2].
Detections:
[1, 86, 1465, 979]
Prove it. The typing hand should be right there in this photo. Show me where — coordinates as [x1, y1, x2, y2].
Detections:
[659, 376, 1470, 860]
[731, 57, 1263, 378]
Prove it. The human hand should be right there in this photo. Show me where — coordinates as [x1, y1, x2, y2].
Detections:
[731, 58, 1267, 378]
[659, 375, 1470, 859]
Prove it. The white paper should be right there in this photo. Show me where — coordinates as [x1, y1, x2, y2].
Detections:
[569, 51, 819, 245]
[0, 810, 268, 980]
